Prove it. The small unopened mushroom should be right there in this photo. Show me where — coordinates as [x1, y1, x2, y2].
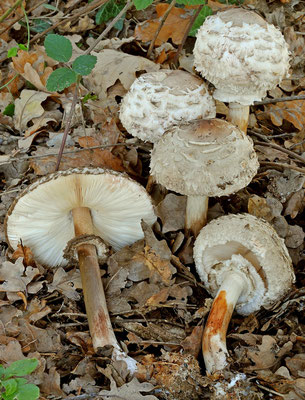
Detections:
[193, 8, 290, 132]
[119, 69, 216, 143]
[5, 167, 156, 373]
[150, 119, 258, 236]
[193, 213, 295, 375]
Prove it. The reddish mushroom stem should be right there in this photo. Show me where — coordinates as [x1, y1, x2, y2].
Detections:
[202, 273, 247, 375]
[185, 195, 209, 237]
[72, 207, 119, 350]
[228, 103, 249, 134]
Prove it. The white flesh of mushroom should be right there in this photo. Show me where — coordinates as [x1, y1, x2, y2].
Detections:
[193, 214, 295, 375]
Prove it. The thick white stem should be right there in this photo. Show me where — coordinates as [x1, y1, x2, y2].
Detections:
[202, 272, 247, 375]
[228, 103, 249, 134]
[185, 195, 209, 237]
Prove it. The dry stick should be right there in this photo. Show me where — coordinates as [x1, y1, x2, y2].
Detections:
[146, 0, 177, 59]
[259, 161, 305, 174]
[29, 0, 108, 44]
[0, 0, 23, 23]
[254, 94, 305, 106]
[172, 4, 204, 66]
[254, 141, 305, 165]
[0, 0, 45, 35]
[85, 0, 133, 55]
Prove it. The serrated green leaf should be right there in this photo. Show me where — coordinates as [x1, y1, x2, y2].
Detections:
[44, 34, 72, 62]
[133, 0, 153, 10]
[31, 19, 53, 33]
[1, 378, 18, 396]
[96, 0, 126, 24]
[189, 5, 212, 36]
[176, 0, 205, 4]
[46, 68, 77, 91]
[5, 359, 38, 379]
[72, 55, 97, 76]
[7, 47, 18, 58]
[15, 383, 39, 400]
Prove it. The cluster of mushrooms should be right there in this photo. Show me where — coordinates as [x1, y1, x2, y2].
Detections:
[5, 8, 295, 379]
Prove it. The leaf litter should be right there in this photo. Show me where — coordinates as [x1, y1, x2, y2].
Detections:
[0, 0, 305, 399]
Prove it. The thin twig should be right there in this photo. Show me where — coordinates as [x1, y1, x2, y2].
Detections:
[172, 4, 204, 66]
[0, 0, 45, 35]
[146, 0, 177, 59]
[259, 161, 305, 174]
[29, 0, 108, 44]
[254, 94, 305, 106]
[254, 141, 305, 165]
[85, 1, 133, 55]
[0, 0, 23, 23]
[256, 384, 285, 398]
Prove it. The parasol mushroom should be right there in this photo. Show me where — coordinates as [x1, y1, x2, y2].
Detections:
[193, 213, 295, 375]
[5, 167, 156, 373]
[193, 8, 290, 133]
[119, 69, 216, 143]
[150, 119, 258, 236]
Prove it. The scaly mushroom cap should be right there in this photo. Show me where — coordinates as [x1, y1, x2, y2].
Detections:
[5, 167, 156, 267]
[150, 119, 259, 197]
[119, 70, 216, 143]
[194, 214, 295, 315]
[193, 8, 290, 105]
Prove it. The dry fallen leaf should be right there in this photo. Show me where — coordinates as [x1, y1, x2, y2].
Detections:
[99, 376, 158, 400]
[47, 267, 82, 300]
[135, 4, 195, 46]
[83, 49, 159, 100]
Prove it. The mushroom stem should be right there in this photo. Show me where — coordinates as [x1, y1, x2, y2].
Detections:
[228, 103, 249, 134]
[185, 195, 209, 237]
[202, 272, 247, 375]
[72, 207, 118, 350]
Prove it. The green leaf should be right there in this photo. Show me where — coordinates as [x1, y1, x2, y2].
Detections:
[31, 19, 53, 33]
[3, 103, 15, 117]
[14, 383, 40, 400]
[43, 3, 58, 10]
[96, 0, 126, 24]
[72, 55, 97, 76]
[46, 68, 77, 91]
[176, 0, 206, 4]
[82, 93, 97, 103]
[1, 379, 18, 396]
[44, 34, 72, 62]
[7, 47, 18, 58]
[189, 5, 213, 36]
[18, 44, 28, 51]
[133, 0, 153, 10]
[5, 359, 38, 379]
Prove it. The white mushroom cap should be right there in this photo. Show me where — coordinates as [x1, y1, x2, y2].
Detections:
[193, 213, 295, 315]
[150, 119, 259, 197]
[193, 8, 290, 105]
[5, 167, 156, 267]
[119, 70, 216, 143]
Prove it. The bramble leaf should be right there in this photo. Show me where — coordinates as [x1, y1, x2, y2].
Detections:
[44, 34, 72, 62]
[46, 68, 77, 91]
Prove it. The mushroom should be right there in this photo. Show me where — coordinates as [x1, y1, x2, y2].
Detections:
[5, 167, 156, 373]
[119, 69, 216, 143]
[193, 213, 295, 375]
[193, 8, 290, 133]
[150, 119, 259, 236]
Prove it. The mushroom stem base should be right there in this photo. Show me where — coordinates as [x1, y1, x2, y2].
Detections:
[185, 195, 209, 237]
[202, 272, 247, 375]
[228, 103, 249, 134]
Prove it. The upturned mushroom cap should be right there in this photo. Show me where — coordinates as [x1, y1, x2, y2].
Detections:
[193, 8, 290, 105]
[119, 69, 216, 143]
[150, 119, 259, 197]
[193, 214, 295, 315]
[5, 167, 156, 267]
